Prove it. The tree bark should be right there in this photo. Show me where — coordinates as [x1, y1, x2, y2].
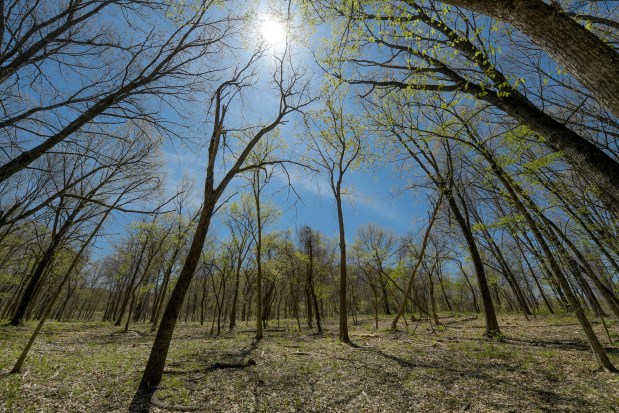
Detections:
[429, 0, 619, 118]
[138, 199, 216, 390]
[448, 194, 500, 336]
[335, 189, 350, 343]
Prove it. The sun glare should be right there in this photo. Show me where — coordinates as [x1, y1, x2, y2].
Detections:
[261, 17, 286, 45]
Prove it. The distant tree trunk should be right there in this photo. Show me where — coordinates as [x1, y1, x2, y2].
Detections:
[305, 285, 313, 329]
[461, 269, 480, 314]
[213, 269, 228, 336]
[392, 196, 440, 330]
[10, 200, 83, 326]
[115, 239, 149, 327]
[254, 169, 264, 341]
[370, 283, 379, 329]
[514, 236, 555, 314]
[229, 260, 242, 330]
[124, 290, 137, 332]
[479, 224, 532, 316]
[436, 268, 453, 312]
[304, 231, 322, 332]
[10, 202, 113, 373]
[54, 279, 78, 321]
[290, 285, 301, 331]
[381, 283, 391, 315]
[150, 258, 176, 332]
[201, 276, 208, 326]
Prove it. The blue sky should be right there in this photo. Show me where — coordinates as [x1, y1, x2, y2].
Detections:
[161, 138, 430, 243]
[103, 0, 433, 251]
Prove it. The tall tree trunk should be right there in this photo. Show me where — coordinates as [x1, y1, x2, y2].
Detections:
[254, 170, 264, 341]
[435, 0, 619, 118]
[447, 194, 500, 336]
[137, 198, 216, 391]
[335, 189, 349, 343]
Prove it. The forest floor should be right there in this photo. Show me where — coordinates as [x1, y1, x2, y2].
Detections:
[1, 314, 619, 412]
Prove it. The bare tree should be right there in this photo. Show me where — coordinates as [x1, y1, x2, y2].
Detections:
[303, 92, 368, 343]
[132, 27, 312, 403]
[0, 0, 234, 183]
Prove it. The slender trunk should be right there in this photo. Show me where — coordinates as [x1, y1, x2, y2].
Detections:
[381, 283, 391, 315]
[461, 268, 480, 313]
[437, 269, 453, 312]
[115, 239, 148, 327]
[371, 284, 379, 329]
[9, 203, 83, 325]
[305, 286, 313, 329]
[335, 191, 349, 343]
[254, 171, 263, 341]
[229, 261, 241, 330]
[428, 273, 440, 326]
[137, 198, 216, 390]
[514, 236, 555, 314]
[483, 231, 532, 316]
[447, 194, 500, 336]
[392, 197, 440, 330]
[124, 290, 137, 332]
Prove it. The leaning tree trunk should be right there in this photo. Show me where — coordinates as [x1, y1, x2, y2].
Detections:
[447, 193, 501, 336]
[485, 148, 617, 372]
[436, 0, 619, 118]
[392, 195, 441, 330]
[137, 198, 216, 391]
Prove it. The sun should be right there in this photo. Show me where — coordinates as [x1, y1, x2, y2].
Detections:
[261, 17, 286, 45]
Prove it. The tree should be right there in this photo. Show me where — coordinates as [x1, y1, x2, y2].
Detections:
[0, 0, 234, 184]
[299, 226, 325, 332]
[8, 128, 162, 326]
[132, 26, 311, 403]
[244, 137, 283, 340]
[391, 195, 442, 330]
[309, 0, 619, 206]
[367, 94, 501, 336]
[224, 196, 256, 331]
[352, 223, 399, 317]
[417, 0, 619, 118]
[303, 91, 368, 343]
